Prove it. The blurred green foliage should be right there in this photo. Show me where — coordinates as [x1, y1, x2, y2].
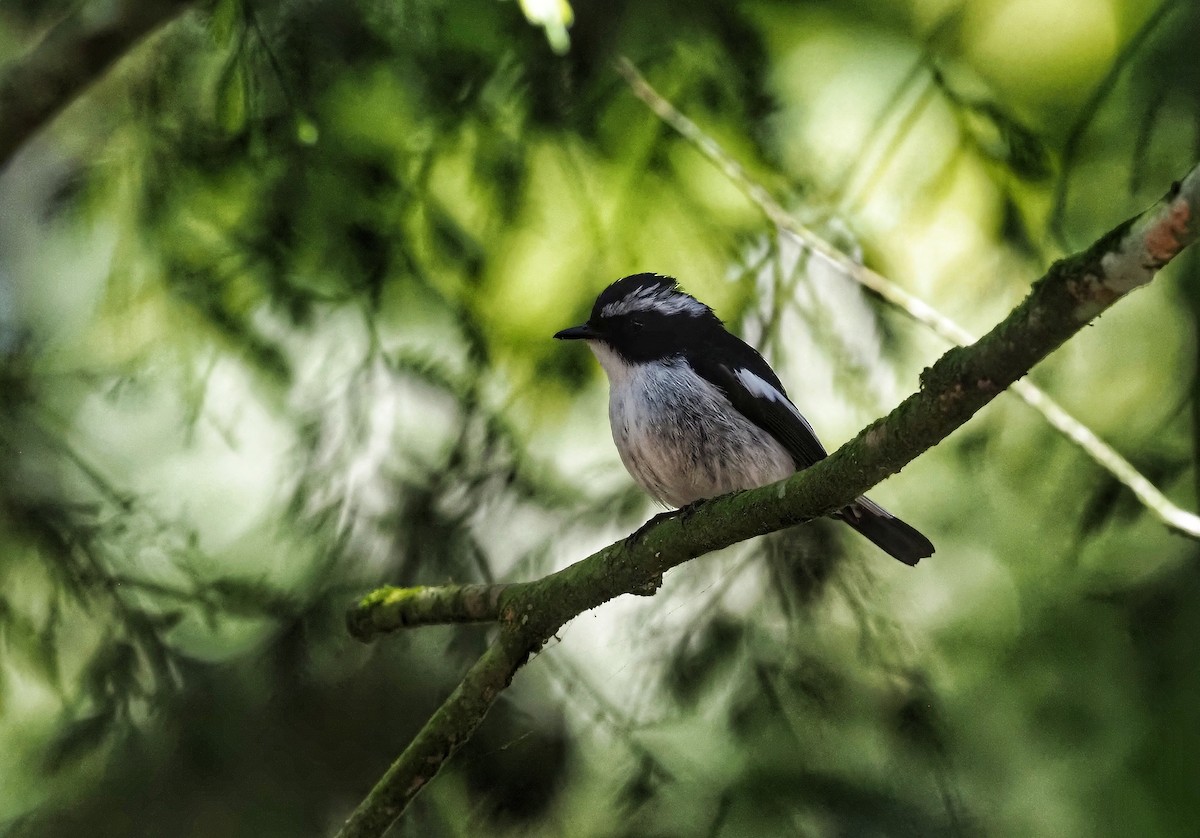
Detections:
[1, 0, 1199, 835]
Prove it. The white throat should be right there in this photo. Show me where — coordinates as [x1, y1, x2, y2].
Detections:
[586, 340, 636, 385]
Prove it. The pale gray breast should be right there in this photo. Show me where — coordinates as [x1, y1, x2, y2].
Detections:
[598, 353, 796, 507]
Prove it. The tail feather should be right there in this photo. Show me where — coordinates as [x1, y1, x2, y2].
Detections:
[838, 497, 934, 566]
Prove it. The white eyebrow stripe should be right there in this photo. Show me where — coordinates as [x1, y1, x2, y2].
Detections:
[733, 367, 821, 439]
[600, 283, 709, 318]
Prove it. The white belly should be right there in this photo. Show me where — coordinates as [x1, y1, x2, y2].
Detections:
[599, 353, 796, 507]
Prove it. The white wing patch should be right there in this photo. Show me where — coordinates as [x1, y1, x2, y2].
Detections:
[854, 495, 895, 519]
[732, 367, 822, 440]
[600, 280, 709, 318]
[734, 366, 888, 516]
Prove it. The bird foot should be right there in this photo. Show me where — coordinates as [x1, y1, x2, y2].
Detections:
[626, 500, 704, 546]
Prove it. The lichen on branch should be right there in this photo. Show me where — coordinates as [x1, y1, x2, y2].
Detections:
[347, 583, 512, 639]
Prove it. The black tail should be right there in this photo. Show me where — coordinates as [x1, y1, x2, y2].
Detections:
[838, 497, 934, 566]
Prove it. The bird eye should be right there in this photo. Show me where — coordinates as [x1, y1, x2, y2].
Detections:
[630, 317, 645, 332]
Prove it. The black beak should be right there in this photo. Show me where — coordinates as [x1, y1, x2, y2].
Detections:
[554, 323, 597, 341]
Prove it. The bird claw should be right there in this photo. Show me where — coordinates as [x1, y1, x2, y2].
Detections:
[627, 509, 676, 545]
[626, 500, 705, 546]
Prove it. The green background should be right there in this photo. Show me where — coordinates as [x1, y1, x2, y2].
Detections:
[1, 0, 1198, 835]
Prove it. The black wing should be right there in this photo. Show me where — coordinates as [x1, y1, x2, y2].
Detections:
[686, 332, 828, 470]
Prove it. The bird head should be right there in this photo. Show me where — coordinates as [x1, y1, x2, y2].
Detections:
[553, 273, 721, 365]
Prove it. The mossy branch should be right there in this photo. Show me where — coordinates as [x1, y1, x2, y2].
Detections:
[0, 0, 193, 169]
[336, 164, 1200, 838]
[347, 583, 512, 639]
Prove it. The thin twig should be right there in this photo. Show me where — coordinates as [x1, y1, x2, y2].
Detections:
[615, 56, 1200, 541]
[838, 56, 938, 214]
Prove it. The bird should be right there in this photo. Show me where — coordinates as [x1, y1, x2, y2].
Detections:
[554, 272, 933, 566]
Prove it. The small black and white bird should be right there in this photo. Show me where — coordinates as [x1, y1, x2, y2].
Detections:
[554, 273, 933, 566]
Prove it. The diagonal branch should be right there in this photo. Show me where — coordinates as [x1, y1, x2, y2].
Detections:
[336, 163, 1200, 837]
[615, 57, 1200, 541]
[0, 0, 193, 169]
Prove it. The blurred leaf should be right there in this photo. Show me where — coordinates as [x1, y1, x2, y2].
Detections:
[83, 641, 139, 702]
[997, 189, 1037, 257]
[216, 57, 249, 136]
[890, 673, 949, 757]
[931, 67, 1051, 181]
[42, 707, 117, 774]
[0, 597, 61, 690]
[426, 202, 484, 278]
[664, 614, 742, 706]
[41, 164, 94, 222]
[140, 610, 187, 632]
[36, 598, 63, 693]
[618, 754, 665, 812]
[345, 222, 389, 308]
[460, 701, 574, 823]
[519, 0, 574, 55]
[296, 116, 320, 145]
[1077, 453, 1189, 537]
[209, 0, 243, 47]
[779, 653, 847, 715]
[967, 100, 1051, 181]
[209, 577, 299, 619]
[734, 766, 958, 838]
